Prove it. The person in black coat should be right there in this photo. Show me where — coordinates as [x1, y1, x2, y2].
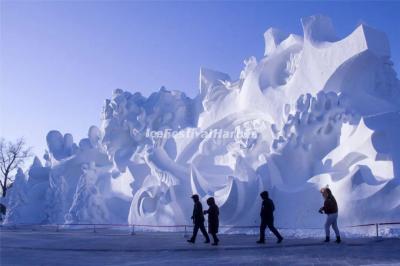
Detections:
[187, 194, 210, 243]
[204, 197, 219, 245]
[257, 191, 283, 244]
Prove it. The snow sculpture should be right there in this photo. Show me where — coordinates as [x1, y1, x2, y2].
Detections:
[308, 119, 396, 225]
[46, 131, 78, 161]
[66, 162, 110, 223]
[4, 158, 50, 224]
[4, 15, 400, 229]
[3, 169, 28, 223]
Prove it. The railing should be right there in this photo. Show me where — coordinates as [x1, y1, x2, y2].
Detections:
[0, 223, 260, 237]
[1, 222, 399, 238]
[346, 222, 400, 237]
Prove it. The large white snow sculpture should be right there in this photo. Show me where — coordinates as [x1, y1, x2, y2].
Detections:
[4, 15, 400, 229]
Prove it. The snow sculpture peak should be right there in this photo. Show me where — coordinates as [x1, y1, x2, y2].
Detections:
[46, 130, 78, 160]
[358, 24, 390, 57]
[301, 14, 337, 44]
[199, 67, 231, 97]
[264, 27, 289, 56]
[31, 156, 43, 168]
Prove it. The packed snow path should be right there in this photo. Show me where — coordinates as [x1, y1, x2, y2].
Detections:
[1, 231, 399, 265]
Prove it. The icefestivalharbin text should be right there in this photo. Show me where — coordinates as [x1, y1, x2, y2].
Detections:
[143, 128, 259, 140]
[3, 15, 400, 231]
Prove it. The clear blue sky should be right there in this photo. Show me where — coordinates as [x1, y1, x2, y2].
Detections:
[1, 1, 399, 158]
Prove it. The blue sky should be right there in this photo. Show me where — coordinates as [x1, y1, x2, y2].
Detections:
[1, 1, 399, 158]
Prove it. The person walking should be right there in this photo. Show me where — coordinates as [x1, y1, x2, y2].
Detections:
[319, 187, 341, 243]
[187, 194, 210, 244]
[257, 191, 283, 244]
[204, 197, 220, 246]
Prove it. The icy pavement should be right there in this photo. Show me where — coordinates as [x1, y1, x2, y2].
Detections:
[1, 230, 399, 266]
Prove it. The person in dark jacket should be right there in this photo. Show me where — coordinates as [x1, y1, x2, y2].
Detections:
[187, 194, 210, 243]
[257, 191, 283, 244]
[319, 187, 341, 243]
[204, 197, 219, 245]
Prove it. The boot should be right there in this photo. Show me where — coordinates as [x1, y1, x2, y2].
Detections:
[324, 236, 330, 242]
[204, 239, 210, 243]
[256, 239, 265, 244]
[277, 237, 283, 244]
[335, 236, 341, 243]
[212, 236, 219, 246]
[187, 239, 195, 244]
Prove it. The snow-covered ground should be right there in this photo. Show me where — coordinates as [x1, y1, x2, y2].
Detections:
[1, 230, 400, 266]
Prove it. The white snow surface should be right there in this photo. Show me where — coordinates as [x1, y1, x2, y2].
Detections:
[3, 15, 400, 229]
[1, 230, 400, 266]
